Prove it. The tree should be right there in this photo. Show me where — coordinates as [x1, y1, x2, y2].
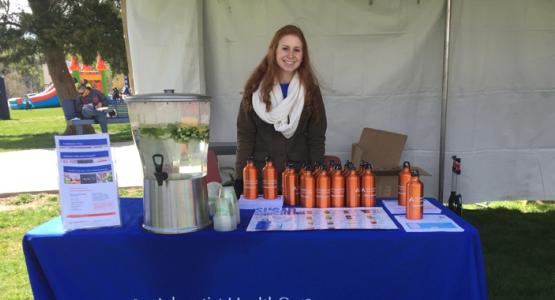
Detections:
[0, 0, 127, 131]
[0, 75, 8, 120]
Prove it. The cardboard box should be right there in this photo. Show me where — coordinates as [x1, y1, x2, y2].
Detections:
[352, 128, 429, 198]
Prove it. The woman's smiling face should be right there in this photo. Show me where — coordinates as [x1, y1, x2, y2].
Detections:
[275, 34, 303, 82]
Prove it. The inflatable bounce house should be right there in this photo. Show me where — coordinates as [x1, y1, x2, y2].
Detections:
[8, 84, 58, 109]
[9, 55, 109, 110]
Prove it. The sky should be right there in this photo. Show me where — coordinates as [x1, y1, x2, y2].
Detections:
[11, 0, 31, 13]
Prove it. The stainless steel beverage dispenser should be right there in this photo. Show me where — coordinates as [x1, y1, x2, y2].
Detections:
[127, 91, 211, 233]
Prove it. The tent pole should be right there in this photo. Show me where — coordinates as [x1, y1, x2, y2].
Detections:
[439, 0, 452, 204]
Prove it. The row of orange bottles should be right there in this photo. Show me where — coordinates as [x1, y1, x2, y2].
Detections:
[281, 161, 375, 209]
[242, 157, 278, 200]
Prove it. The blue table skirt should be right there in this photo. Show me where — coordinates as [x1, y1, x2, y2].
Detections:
[23, 198, 487, 300]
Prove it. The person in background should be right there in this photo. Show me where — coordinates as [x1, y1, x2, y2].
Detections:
[77, 83, 109, 133]
[111, 87, 121, 101]
[121, 83, 131, 99]
[234, 24, 327, 197]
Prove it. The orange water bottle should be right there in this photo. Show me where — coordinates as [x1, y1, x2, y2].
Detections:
[360, 162, 376, 207]
[282, 162, 291, 202]
[316, 166, 330, 208]
[302, 169, 315, 208]
[398, 161, 411, 206]
[406, 170, 424, 220]
[331, 164, 345, 207]
[345, 166, 360, 207]
[313, 161, 322, 177]
[242, 157, 258, 199]
[342, 160, 351, 177]
[262, 157, 277, 200]
[356, 160, 366, 176]
[299, 164, 307, 206]
[284, 163, 298, 206]
[327, 160, 336, 172]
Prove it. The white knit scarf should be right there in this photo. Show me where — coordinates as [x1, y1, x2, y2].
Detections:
[252, 73, 305, 139]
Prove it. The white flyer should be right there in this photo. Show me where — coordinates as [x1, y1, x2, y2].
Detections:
[382, 199, 442, 215]
[395, 214, 464, 232]
[55, 134, 121, 231]
[247, 207, 397, 231]
[239, 194, 284, 210]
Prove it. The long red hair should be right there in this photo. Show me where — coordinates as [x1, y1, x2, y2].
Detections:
[241, 25, 321, 118]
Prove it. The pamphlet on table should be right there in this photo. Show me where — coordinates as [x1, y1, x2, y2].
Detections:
[395, 214, 464, 232]
[55, 134, 121, 231]
[239, 194, 284, 210]
[382, 199, 442, 214]
[247, 207, 397, 231]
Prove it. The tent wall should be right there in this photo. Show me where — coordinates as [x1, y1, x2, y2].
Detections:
[125, 0, 205, 94]
[446, 0, 555, 201]
[124, 0, 555, 203]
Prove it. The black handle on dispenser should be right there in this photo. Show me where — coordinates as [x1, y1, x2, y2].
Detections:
[152, 154, 168, 186]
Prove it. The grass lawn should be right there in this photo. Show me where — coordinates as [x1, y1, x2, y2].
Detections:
[464, 201, 555, 299]
[0, 107, 132, 152]
[0, 194, 553, 299]
[0, 188, 143, 300]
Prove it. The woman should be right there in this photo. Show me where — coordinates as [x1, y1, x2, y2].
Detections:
[235, 25, 327, 196]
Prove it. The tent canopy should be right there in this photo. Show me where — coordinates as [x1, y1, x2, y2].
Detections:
[124, 0, 555, 203]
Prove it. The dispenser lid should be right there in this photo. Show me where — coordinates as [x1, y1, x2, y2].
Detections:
[126, 90, 211, 102]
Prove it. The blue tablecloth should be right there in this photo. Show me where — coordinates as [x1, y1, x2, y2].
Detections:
[23, 198, 487, 300]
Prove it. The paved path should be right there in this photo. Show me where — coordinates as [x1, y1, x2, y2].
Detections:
[0, 141, 143, 196]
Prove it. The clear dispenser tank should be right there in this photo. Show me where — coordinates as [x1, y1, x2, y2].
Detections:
[128, 93, 210, 180]
[127, 91, 212, 234]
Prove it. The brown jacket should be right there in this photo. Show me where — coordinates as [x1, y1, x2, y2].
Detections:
[235, 87, 327, 193]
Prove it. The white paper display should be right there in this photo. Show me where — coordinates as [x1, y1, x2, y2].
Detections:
[55, 134, 121, 231]
[247, 207, 397, 231]
[382, 199, 442, 215]
[239, 195, 284, 210]
[395, 214, 464, 232]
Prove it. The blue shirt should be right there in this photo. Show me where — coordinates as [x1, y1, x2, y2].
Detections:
[280, 83, 289, 98]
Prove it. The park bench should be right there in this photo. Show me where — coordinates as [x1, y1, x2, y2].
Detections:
[62, 99, 129, 134]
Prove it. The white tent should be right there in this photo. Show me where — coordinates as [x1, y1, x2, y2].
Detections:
[123, 0, 555, 203]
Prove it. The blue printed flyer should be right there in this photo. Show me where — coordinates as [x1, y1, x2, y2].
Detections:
[394, 214, 464, 232]
[247, 207, 398, 231]
[55, 134, 121, 231]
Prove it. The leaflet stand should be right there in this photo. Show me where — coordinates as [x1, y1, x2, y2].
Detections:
[55, 134, 121, 231]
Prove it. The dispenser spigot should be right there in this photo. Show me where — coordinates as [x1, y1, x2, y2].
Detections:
[152, 154, 168, 186]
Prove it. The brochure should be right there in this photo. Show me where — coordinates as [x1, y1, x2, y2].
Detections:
[247, 207, 397, 231]
[55, 134, 121, 231]
[382, 199, 442, 215]
[239, 194, 284, 210]
[395, 214, 464, 232]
